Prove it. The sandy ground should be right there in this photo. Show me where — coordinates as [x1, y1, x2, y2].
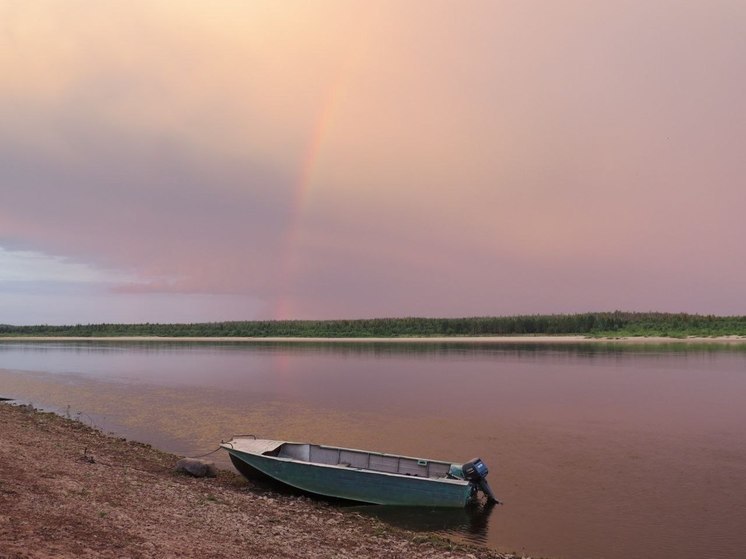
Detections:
[0, 403, 517, 559]
[1, 335, 744, 344]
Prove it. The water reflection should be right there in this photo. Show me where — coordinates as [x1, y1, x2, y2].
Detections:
[1, 340, 745, 559]
[350, 501, 498, 545]
[2, 338, 746, 359]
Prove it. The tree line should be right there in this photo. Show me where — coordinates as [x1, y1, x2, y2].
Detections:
[2, 312, 746, 338]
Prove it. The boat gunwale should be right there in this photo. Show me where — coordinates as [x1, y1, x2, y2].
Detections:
[221, 440, 470, 486]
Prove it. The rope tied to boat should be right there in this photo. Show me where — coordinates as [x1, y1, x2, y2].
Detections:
[186, 434, 257, 458]
[186, 446, 223, 459]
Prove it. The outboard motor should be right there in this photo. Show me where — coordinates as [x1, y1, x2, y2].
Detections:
[462, 457, 499, 503]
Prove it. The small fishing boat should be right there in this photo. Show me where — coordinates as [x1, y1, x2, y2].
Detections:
[220, 436, 498, 508]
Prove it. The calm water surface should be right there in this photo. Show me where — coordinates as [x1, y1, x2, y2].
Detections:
[1, 341, 745, 559]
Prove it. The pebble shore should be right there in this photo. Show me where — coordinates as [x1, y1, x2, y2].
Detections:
[0, 402, 522, 558]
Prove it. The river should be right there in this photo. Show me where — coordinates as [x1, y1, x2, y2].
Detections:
[1, 340, 744, 559]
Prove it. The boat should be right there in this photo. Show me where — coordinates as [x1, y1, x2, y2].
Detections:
[220, 436, 498, 508]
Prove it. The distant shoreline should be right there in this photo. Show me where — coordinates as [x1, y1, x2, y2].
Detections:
[4, 313, 745, 340]
[1, 335, 745, 344]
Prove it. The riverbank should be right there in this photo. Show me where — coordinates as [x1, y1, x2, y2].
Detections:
[1, 334, 745, 344]
[0, 402, 518, 559]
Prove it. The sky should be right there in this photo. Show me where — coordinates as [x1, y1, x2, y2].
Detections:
[1, 1, 745, 324]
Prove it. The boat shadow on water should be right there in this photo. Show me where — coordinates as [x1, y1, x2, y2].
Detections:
[243, 474, 498, 545]
[346, 501, 497, 545]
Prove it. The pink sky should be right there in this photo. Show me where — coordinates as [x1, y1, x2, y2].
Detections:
[1, 1, 745, 324]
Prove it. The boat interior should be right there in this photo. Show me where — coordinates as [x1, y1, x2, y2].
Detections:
[267, 443, 454, 479]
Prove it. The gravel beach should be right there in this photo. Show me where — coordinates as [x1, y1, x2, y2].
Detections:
[0, 402, 518, 558]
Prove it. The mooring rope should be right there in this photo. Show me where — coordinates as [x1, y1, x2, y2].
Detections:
[185, 446, 223, 459]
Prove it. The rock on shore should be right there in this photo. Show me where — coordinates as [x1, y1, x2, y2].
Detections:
[0, 403, 519, 558]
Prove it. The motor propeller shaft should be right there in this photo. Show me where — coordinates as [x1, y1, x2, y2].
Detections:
[462, 457, 500, 503]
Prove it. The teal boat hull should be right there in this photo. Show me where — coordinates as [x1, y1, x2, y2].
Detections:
[225, 447, 474, 508]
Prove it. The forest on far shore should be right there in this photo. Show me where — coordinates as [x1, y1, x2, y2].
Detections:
[2, 312, 746, 339]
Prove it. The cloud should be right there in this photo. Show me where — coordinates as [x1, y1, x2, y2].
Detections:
[0, 290, 263, 326]
[1, 1, 746, 322]
[0, 124, 293, 294]
[0, 247, 127, 284]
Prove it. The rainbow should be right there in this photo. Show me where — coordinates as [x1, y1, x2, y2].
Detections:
[271, 69, 350, 320]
